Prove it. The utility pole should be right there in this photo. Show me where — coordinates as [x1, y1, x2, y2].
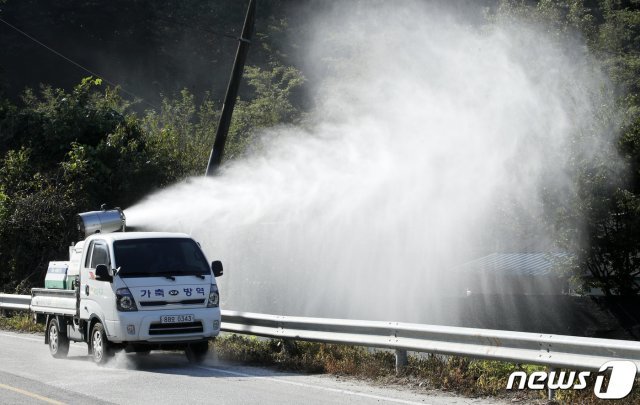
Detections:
[205, 0, 257, 176]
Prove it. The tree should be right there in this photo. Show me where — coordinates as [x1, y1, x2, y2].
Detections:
[575, 1, 640, 295]
[0, 60, 305, 291]
[495, 0, 640, 295]
[225, 63, 306, 160]
[0, 78, 163, 291]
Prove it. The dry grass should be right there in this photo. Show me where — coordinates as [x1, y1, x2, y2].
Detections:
[552, 373, 640, 404]
[0, 311, 44, 333]
[213, 334, 640, 404]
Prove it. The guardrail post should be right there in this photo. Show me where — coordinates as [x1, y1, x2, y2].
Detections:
[395, 349, 408, 374]
[547, 367, 556, 401]
[282, 339, 298, 356]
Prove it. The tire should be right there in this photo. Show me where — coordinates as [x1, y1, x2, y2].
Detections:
[91, 322, 111, 364]
[185, 341, 209, 364]
[48, 318, 69, 358]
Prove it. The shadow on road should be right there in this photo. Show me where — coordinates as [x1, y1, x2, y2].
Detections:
[72, 348, 302, 379]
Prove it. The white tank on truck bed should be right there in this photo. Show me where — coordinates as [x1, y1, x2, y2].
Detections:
[42, 241, 83, 290]
[68, 241, 84, 278]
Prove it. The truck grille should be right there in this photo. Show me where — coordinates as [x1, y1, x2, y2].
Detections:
[140, 299, 205, 307]
[148, 322, 204, 335]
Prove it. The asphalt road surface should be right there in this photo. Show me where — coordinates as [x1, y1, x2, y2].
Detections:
[0, 331, 508, 405]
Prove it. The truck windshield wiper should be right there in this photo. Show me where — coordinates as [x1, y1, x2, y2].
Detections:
[119, 271, 149, 277]
[180, 271, 206, 279]
[156, 271, 176, 281]
[156, 268, 207, 279]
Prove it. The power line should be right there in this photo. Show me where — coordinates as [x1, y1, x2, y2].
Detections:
[0, 16, 158, 110]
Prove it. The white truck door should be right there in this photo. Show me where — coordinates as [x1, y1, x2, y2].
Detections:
[80, 240, 115, 326]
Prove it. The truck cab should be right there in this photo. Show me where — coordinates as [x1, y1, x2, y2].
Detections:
[81, 232, 221, 361]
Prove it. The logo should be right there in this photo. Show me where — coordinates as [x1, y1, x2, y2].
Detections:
[507, 360, 637, 400]
[169, 290, 179, 296]
[594, 361, 637, 399]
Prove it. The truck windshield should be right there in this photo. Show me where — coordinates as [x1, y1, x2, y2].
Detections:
[113, 238, 210, 278]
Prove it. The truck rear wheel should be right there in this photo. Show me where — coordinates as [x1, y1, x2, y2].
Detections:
[91, 322, 111, 364]
[185, 341, 209, 364]
[48, 318, 69, 358]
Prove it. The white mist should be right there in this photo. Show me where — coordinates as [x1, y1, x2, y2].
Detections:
[126, 2, 614, 324]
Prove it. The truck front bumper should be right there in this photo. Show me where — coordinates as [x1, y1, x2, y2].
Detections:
[106, 307, 221, 343]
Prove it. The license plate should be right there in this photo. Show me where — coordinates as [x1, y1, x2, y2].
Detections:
[161, 314, 194, 324]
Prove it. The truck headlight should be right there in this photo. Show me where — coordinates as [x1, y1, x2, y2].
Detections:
[207, 284, 219, 308]
[116, 288, 138, 312]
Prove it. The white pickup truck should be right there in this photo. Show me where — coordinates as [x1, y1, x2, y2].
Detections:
[31, 208, 223, 364]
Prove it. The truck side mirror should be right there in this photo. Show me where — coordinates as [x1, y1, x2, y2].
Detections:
[95, 264, 112, 282]
[212, 261, 223, 278]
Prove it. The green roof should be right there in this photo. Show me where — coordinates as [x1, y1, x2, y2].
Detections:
[455, 253, 570, 277]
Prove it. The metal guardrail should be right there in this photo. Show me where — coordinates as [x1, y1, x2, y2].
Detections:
[1, 293, 639, 373]
[220, 310, 640, 372]
[0, 293, 31, 310]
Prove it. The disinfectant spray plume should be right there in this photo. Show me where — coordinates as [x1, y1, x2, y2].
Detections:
[126, 2, 616, 324]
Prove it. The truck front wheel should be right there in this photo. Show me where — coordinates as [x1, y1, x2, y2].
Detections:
[91, 322, 111, 364]
[185, 341, 209, 364]
[48, 318, 69, 358]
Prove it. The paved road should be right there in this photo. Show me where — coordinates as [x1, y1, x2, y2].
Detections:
[0, 331, 506, 405]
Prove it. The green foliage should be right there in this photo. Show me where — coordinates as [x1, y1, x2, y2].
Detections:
[142, 90, 217, 179]
[493, 0, 597, 39]
[0, 312, 44, 333]
[0, 78, 173, 290]
[226, 63, 305, 160]
[0, 58, 304, 291]
[496, 0, 640, 296]
[214, 334, 396, 376]
[139, 63, 305, 175]
[0, 148, 33, 196]
[569, 1, 640, 295]
[0, 147, 72, 291]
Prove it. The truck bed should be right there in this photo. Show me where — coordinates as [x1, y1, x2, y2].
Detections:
[31, 288, 77, 316]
